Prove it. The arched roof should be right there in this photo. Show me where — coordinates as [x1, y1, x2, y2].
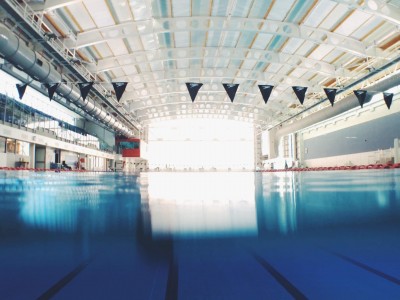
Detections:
[6, 0, 400, 132]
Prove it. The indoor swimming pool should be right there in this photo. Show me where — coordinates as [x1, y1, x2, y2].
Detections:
[0, 170, 399, 299]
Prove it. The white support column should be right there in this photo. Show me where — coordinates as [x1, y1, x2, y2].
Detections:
[29, 143, 35, 169]
[298, 133, 305, 168]
[267, 127, 279, 159]
[254, 126, 262, 170]
[394, 138, 400, 163]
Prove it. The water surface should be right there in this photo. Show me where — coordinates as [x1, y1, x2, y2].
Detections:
[1, 170, 399, 299]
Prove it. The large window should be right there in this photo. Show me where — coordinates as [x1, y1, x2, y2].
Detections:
[0, 70, 110, 152]
[119, 141, 140, 150]
[6, 139, 16, 153]
[0, 97, 5, 121]
[16, 140, 30, 156]
[0, 70, 77, 124]
[147, 118, 254, 170]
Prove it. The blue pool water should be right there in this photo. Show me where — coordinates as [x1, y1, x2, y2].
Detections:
[0, 170, 400, 299]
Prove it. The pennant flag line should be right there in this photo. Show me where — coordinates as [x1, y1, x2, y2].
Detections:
[185, 82, 203, 102]
[43, 83, 60, 101]
[112, 82, 128, 102]
[383, 92, 393, 109]
[14, 81, 397, 118]
[16, 83, 28, 100]
[78, 82, 94, 101]
[258, 85, 274, 104]
[323, 88, 337, 106]
[292, 86, 307, 105]
[223, 83, 239, 102]
[353, 90, 367, 108]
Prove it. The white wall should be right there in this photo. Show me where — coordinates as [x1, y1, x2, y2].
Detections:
[305, 148, 395, 168]
[0, 153, 6, 166]
[45, 147, 56, 169]
[302, 99, 400, 141]
[299, 89, 400, 167]
[0, 152, 30, 168]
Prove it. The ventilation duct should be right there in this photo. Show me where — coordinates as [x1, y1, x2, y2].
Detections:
[0, 24, 136, 137]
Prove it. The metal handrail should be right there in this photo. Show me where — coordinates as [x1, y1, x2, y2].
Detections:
[5, 0, 141, 128]
[6, 0, 109, 93]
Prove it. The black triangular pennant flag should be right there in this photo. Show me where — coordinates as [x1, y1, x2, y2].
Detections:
[292, 86, 307, 104]
[223, 83, 239, 102]
[353, 90, 367, 108]
[323, 88, 337, 106]
[185, 82, 203, 102]
[78, 82, 94, 101]
[112, 82, 128, 102]
[43, 83, 60, 101]
[383, 92, 393, 109]
[16, 83, 28, 100]
[258, 85, 274, 104]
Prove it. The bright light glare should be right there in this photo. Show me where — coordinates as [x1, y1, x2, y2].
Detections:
[147, 118, 255, 170]
[145, 172, 257, 237]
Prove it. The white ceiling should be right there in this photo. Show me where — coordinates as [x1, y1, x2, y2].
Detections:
[26, 0, 400, 131]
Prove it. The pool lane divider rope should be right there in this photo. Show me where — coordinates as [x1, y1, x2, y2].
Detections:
[258, 163, 400, 172]
[0, 167, 114, 173]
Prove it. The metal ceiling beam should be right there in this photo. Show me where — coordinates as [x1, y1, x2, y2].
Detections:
[93, 47, 346, 77]
[127, 92, 289, 113]
[121, 87, 309, 105]
[114, 70, 317, 94]
[134, 104, 274, 122]
[30, 0, 82, 12]
[132, 99, 271, 113]
[334, 0, 400, 26]
[139, 114, 259, 125]
[74, 17, 383, 57]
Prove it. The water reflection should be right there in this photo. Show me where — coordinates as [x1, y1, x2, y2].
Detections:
[2, 170, 400, 299]
[259, 171, 298, 234]
[15, 173, 141, 234]
[2, 170, 400, 240]
[141, 172, 257, 238]
[257, 170, 400, 235]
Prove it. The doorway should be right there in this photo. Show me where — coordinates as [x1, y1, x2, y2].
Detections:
[35, 146, 46, 169]
[54, 149, 60, 164]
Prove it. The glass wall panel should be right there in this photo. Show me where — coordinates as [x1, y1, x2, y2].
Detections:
[16, 140, 30, 156]
[6, 139, 16, 153]
[0, 95, 6, 121]
[5, 99, 13, 124]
